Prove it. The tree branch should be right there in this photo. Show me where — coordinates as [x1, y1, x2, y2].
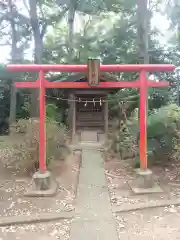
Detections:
[22, 0, 30, 13]
[37, 1, 48, 39]
[0, 22, 10, 31]
[55, 0, 70, 6]
[0, 14, 8, 24]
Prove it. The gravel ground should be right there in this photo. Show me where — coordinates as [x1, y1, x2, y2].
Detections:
[0, 150, 80, 218]
[0, 220, 72, 240]
[105, 154, 180, 208]
[115, 206, 180, 239]
[104, 153, 180, 239]
[0, 136, 81, 240]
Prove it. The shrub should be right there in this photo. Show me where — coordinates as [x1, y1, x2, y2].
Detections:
[13, 118, 29, 133]
[1, 118, 69, 175]
[110, 104, 180, 166]
[109, 116, 138, 159]
[146, 104, 180, 164]
[45, 119, 69, 166]
[46, 103, 64, 124]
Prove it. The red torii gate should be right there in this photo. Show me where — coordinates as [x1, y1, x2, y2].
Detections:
[6, 63, 175, 174]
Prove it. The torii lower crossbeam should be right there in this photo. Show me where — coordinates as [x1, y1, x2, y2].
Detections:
[10, 64, 175, 176]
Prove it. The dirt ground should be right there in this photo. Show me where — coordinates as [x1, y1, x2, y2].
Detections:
[105, 153, 180, 207]
[0, 220, 71, 240]
[115, 206, 180, 240]
[1, 135, 180, 239]
[0, 135, 80, 240]
[0, 136, 81, 218]
[105, 153, 180, 239]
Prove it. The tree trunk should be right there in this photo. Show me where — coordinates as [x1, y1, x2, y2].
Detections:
[68, 0, 77, 62]
[136, 0, 149, 129]
[29, 0, 44, 117]
[137, 0, 149, 64]
[174, 0, 180, 105]
[174, 0, 180, 47]
[8, 0, 18, 125]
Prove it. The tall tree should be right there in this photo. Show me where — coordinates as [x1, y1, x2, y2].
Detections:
[174, 0, 180, 48]
[28, 0, 44, 117]
[0, 0, 28, 124]
[8, 0, 18, 124]
[137, 0, 149, 64]
[27, 0, 67, 116]
[67, 0, 78, 62]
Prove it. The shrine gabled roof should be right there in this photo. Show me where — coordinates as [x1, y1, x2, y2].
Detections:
[55, 72, 119, 82]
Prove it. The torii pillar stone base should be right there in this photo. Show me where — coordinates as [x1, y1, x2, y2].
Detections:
[24, 171, 59, 197]
[129, 168, 163, 194]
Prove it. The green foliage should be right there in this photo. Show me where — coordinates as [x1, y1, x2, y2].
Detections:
[2, 118, 69, 175]
[146, 104, 180, 163]
[108, 90, 139, 119]
[45, 118, 69, 166]
[110, 104, 180, 167]
[46, 102, 68, 126]
[137, 104, 180, 166]
[16, 92, 30, 120]
[109, 118, 138, 160]
[46, 103, 59, 121]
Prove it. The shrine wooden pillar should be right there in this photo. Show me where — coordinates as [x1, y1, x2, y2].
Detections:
[71, 92, 76, 142]
[68, 91, 76, 142]
[104, 94, 108, 139]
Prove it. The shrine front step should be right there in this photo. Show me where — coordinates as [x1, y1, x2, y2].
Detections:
[80, 131, 98, 142]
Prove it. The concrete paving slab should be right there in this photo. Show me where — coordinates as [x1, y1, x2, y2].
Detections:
[69, 148, 118, 240]
[70, 220, 118, 240]
[70, 142, 104, 151]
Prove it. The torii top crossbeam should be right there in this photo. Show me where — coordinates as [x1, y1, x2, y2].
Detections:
[6, 64, 175, 72]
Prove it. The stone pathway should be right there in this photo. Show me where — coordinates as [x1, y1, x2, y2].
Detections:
[69, 149, 118, 240]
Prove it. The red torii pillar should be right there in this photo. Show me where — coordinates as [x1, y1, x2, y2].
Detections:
[7, 64, 175, 177]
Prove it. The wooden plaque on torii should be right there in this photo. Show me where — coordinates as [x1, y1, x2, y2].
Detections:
[87, 58, 100, 86]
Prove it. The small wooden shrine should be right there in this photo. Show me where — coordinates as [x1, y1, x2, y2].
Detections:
[58, 59, 118, 138]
